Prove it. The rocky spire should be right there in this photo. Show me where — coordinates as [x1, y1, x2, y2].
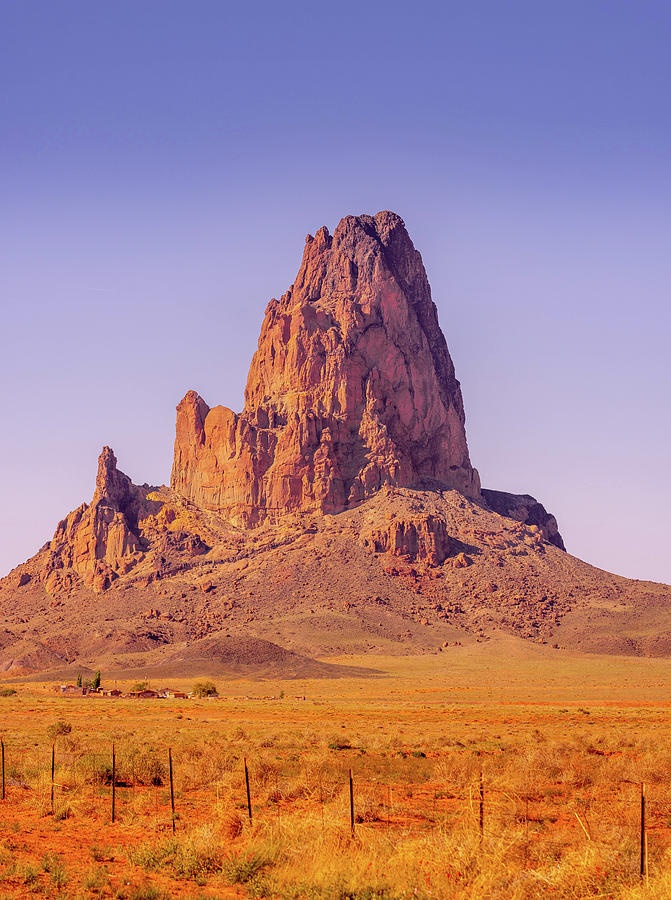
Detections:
[40, 447, 156, 593]
[94, 446, 133, 506]
[171, 211, 480, 525]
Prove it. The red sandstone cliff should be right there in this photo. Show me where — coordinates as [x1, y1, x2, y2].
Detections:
[171, 212, 480, 525]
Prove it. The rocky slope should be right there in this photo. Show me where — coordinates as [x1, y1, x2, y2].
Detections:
[1, 210, 669, 675]
[2, 457, 669, 674]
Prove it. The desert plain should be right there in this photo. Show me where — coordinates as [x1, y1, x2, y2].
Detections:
[1, 639, 671, 899]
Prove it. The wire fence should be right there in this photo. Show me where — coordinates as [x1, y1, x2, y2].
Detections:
[0, 735, 665, 883]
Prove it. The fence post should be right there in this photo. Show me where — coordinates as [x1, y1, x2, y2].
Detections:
[1, 739, 4, 800]
[523, 795, 529, 863]
[640, 782, 646, 879]
[479, 769, 484, 839]
[349, 769, 355, 836]
[244, 757, 252, 822]
[111, 743, 116, 824]
[169, 748, 175, 833]
[51, 743, 55, 814]
[319, 774, 324, 833]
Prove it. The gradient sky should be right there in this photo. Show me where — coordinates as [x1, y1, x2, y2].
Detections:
[2, 1, 670, 584]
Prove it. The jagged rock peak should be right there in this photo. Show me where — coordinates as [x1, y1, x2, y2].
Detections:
[94, 446, 133, 506]
[171, 211, 480, 526]
[36, 448, 161, 594]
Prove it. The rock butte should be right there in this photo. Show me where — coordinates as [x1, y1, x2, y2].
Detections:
[14, 211, 671, 676]
[16, 211, 565, 600]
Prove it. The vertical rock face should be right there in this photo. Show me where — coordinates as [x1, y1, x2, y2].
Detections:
[171, 211, 480, 525]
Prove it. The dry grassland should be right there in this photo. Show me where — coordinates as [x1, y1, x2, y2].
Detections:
[2, 638, 671, 898]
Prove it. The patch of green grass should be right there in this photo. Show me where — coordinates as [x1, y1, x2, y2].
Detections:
[128, 827, 223, 882]
[222, 849, 271, 885]
[22, 863, 39, 885]
[127, 842, 174, 872]
[46, 720, 72, 740]
[50, 860, 69, 889]
[40, 851, 60, 873]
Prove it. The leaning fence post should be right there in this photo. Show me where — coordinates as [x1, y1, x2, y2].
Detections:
[349, 769, 355, 836]
[51, 743, 55, 814]
[111, 743, 116, 823]
[244, 757, 252, 822]
[169, 748, 175, 833]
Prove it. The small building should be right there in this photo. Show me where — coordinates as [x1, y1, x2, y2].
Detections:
[102, 688, 122, 697]
[127, 689, 159, 699]
[160, 689, 188, 699]
[59, 684, 87, 696]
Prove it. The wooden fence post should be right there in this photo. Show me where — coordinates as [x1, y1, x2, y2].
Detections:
[640, 782, 647, 880]
[349, 769, 355, 836]
[1, 739, 4, 800]
[525, 797, 529, 841]
[479, 769, 484, 839]
[319, 774, 324, 833]
[244, 757, 252, 822]
[169, 748, 175, 833]
[51, 743, 55, 814]
[111, 743, 116, 823]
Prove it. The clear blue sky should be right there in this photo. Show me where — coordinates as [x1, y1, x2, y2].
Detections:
[2, 1, 670, 583]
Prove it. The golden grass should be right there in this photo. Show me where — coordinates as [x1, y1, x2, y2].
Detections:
[1, 639, 671, 896]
